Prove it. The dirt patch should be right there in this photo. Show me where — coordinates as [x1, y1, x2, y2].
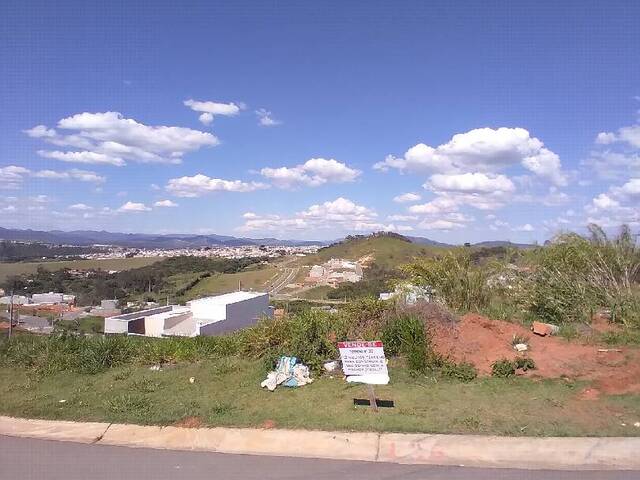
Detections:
[173, 416, 204, 429]
[358, 254, 375, 267]
[403, 302, 459, 329]
[579, 387, 601, 401]
[430, 313, 640, 395]
[260, 419, 277, 429]
[591, 312, 620, 335]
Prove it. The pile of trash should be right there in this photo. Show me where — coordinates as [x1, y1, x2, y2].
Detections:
[261, 356, 313, 391]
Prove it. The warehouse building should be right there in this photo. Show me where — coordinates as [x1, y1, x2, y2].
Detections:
[31, 292, 76, 305]
[188, 291, 271, 335]
[104, 291, 271, 337]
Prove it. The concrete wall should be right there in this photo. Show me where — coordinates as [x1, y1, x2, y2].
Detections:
[144, 316, 166, 337]
[163, 314, 197, 337]
[101, 299, 118, 310]
[32, 293, 65, 304]
[104, 318, 128, 334]
[199, 294, 271, 336]
[189, 301, 226, 322]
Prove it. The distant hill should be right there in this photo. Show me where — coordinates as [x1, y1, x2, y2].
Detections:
[405, 235, 452, 247]
[472, 240, 535, 249]
[306, 232, 443, 269]
[0, 227, 323, 248]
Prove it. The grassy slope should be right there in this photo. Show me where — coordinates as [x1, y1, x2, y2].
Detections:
[0, 357, 637, 436]
[182, 265, 278, 300]
[0, 257, 162, 283]
[303, 236, 442, 269]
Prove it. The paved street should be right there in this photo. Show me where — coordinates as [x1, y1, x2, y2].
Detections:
[2, 436, 638, 480]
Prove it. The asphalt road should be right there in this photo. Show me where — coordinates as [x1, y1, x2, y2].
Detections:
[2, 436, 638, 480]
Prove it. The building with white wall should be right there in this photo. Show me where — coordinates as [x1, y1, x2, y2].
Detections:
[188, 291, 271, 335]
[104, 291, 272, 337]
[31, 292, 76, 305]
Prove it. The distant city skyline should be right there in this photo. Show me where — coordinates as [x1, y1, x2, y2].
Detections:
[1, 1, 639, 242]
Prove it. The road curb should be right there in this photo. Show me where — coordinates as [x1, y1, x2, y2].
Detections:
[1, 416, 639, 470]
[0, 416, 110, 444]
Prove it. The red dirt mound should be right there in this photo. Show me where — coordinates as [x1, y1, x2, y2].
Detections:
[431, 313, 640, 395]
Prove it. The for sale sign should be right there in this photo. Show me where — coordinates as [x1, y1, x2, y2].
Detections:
[338, 341, 388, 376]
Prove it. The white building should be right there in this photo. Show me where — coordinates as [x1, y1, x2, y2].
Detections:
[31, 292, 76, 305]
[188, 291, 271, 335]
[104, 291, 272, 337]
[309, 265, 326, 278]
[0, 295, 30, 305]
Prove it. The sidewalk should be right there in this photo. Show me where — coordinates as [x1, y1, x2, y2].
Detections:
[1, 416, 638, 470]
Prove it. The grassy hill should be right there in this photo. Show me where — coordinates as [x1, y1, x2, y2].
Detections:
[303, 233, 442, 269]
[0, 257, 162, 283]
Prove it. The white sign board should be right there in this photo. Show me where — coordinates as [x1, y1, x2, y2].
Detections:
[338, 341, 388, 376]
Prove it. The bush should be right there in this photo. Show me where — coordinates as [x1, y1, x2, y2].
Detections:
[440, 361, 477, 382]
[521, 224, 640, 326]
[491, 358, 516, 377]
[239, 310, 345, 373]
[402, 249, 494, 312]
[491, 357, 535, 377]
[514, 357, 536, 371]
[382, 314, 433, 374]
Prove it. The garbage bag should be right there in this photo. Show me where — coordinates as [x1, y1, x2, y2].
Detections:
[261, 356, 313, 391]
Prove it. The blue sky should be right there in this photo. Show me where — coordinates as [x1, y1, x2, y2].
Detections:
[1, 1, 639, 243]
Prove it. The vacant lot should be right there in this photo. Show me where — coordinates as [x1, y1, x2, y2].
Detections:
[0, 357, 638, 436]
[0, 257, 162, 282]
[182, 265, 278, 300]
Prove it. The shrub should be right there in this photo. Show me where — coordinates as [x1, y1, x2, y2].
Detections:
[382, 314, 432, 374]
[491, 357, 535, 377]
[402, 249, 494, 312]
[520, 224, 640, 326]
[514, 357, 536, 371]
[491, 358, 516, 377]
[440, 361, 477, 382]
[76, 335, 136, 373]
[240, 310, 344, 373]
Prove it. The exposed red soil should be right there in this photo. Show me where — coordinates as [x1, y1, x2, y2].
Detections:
[260, 419, 277, 429]
[172, 416, 204, 429]
[431, 313, 640, 395]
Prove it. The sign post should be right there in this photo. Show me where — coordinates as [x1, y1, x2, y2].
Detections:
[338, 341, 390, 410]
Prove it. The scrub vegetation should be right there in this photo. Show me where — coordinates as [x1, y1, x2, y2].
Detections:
[404, 224, 640, 333]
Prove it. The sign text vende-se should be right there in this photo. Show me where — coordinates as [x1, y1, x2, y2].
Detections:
[338, 341, 388, 376]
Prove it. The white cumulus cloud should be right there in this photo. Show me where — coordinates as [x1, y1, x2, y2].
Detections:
[427, 173, 515, 194]
[26, 111, 218, 166]
[255, 108, 281, 127]
[118, 201, 151, 212]
[261, 158, 361, 189]
[154, 199, 178, 207]
[184, 99, 242, 126]
[166, 174, 269, 197]
[237, 197, 412, 235]
[68, 203, 93, 211]
[393, 192, 421, 203]
[375, 127, 566, 186]
[513, 223, 535, 232]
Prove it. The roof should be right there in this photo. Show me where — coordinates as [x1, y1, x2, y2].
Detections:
[107, 305, 179, 321]
[188, 291, 267, 306]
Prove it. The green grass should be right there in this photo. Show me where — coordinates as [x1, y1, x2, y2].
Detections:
[0, 357, 637, 436]
[297, 286, 333, 300]
[304, 236, 440, 269]
[601, 328, 640, 346]
[56, 316, 105, 334]
[0, 257, 162, 282]
[182, 265, 277, 300]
